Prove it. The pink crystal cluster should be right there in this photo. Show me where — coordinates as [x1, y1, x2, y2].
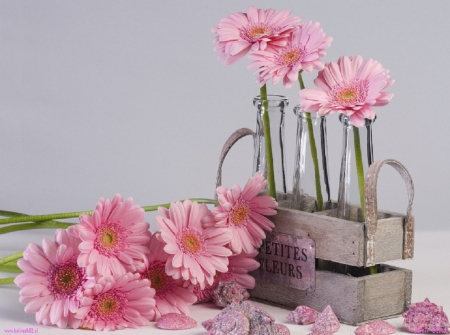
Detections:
[403, 298, 450, 334]
[355, 320, 396, 335]
[312, 305, 340, 333]
[287, 305, 318, 325]
[212, 280, 250, 307]
[156, 313, 197, 330]
[202, 301, 289, 335]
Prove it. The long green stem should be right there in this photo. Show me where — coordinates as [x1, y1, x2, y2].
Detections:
[0, 252, 23, 266]
[298, 73, 323, 211]
[260, 84, 276, 200]
[0, 221, 72, 234]
[0, 198, 218, 226]
[353, 127, 365, 221]
[0, 263, 22, 273]
[353, 127, 376, 274]
[0, 278, 15, 285]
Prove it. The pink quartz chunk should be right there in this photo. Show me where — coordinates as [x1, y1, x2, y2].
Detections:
[312, 305, 340, 333]
[287, 305, 318, 325]
[403, 298, 450, 334]
[274, 323, 290, 335]
[355, 320, 396, 335]
[309, 330, 334, 335]
[157, 313, 197, 330]
[212, 280, 249, 307]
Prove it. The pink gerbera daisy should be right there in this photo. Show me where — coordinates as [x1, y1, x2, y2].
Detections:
[74, 273, 155, 331]
[299, 55, 394, 127]
[72, 194, 151, 277]
[191, 250, 260, 302]
[205, 172, 278, 254]
[212, 6, 301, 65]
[249, 21, 332, 88]
[155, 200, 232, 289]
[15, 229, 86, 329]
[137, 233, 197, 320]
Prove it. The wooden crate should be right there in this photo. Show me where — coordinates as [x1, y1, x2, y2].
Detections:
[250, 264, 412, 325]
[249, 159, 415, 325]
[216, 130, 415, 325]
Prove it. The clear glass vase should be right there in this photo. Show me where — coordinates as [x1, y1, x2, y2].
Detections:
[253, 95, 289, 199]
[336, 115, 375, 221]
[292, 107, 331, 212]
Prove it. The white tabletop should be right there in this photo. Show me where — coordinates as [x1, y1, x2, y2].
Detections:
[0, 229, 448, 334]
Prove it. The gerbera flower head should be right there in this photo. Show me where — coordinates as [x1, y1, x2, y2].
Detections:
[191, 250, 260, 302]
[212, 6, 301, 65]
[138, 233, 197, 320]
[249, 21, 332, 88]
[206, 172, 278, 254]
[155, 200, 232, 289]
[299, 55, 394, 127]
[15, 229, 86, 329]
[72, 194, 151, 277]
[74, 273, 155, 331]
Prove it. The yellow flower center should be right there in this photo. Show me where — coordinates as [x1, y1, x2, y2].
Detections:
[337, 87, 358, 103]
[99, 227, 118, 249]
[249, 26, 270, 38]
[280, 49, 302, 66]
[181, 233, 201, 254]
[231, 204, 249, 225]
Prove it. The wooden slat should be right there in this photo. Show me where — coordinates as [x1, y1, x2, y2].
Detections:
[272, 207, 365, 266]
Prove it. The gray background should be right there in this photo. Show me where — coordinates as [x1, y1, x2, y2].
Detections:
[0, 1, 447, 231]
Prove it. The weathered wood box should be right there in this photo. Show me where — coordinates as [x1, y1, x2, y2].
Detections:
[216, 129, 415, 326]
[249, 159, 415, 325]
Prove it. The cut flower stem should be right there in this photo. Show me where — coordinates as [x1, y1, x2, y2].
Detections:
[298, 72, 323, 211]
[260, 84, 277, 200]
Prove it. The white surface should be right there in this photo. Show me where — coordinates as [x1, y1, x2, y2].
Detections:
[0, 229, 448, 334]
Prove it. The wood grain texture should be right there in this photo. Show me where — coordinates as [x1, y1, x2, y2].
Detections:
[249, 265, 412, 325]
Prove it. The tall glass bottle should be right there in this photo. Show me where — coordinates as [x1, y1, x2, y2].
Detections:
[336, 115, 375, 221]
[292, 107, 331, 212]
[253, 95, 289, 199]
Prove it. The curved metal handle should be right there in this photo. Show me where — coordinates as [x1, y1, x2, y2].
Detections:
[215, 128, 255, 198]
[364, 159, 415, 266]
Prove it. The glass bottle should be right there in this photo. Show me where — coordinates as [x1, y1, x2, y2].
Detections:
[336, 115, 375, 221]
[292, 107, 331, 212]
[253, 95, 289, 200]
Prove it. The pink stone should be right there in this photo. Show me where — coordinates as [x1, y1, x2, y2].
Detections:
[274, 323, 290, 335]
[355, 321, 396, 335]
[202, 301, 278, 335]
[309, 330, 335, 335]
[157, 313, 197, 330]
[312, 305, 340, 333]
[287, 305, 318, 325]
[403, 298, 450, 334]
[212, 280, 249, 307]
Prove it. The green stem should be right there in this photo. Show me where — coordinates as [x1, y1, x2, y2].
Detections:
[0, 252, 23, 266]
[354, 127, 377, 275]
[0, 221, 72, 234]
[298, 72, 323, 211]
[353, 127, 365, 221]
[260, 84, 276, 200]
[0, 198, 218, 225]
[0, 278, 15, 285]
[0, 263, 22, 273]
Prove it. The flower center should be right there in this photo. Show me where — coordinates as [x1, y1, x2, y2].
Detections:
[240, 24, 272, 43]
[279, 47, 303, 66]
[230, 202, 249, 226]
[177, 228, 205, 257]
[47, 261, 85, 298]
[90, 290, 126, 321]
[329, 80, 369, 107]
[143, 262, 174, 297]
[94, 221, 126, 256]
